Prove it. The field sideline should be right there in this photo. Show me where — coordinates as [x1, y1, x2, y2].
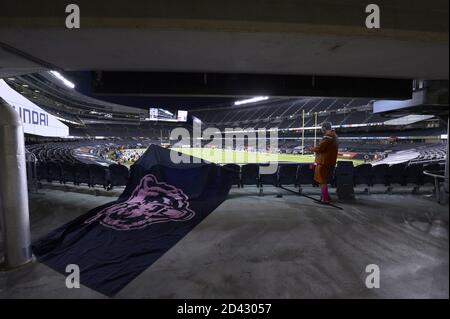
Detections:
[170, 147, 364, 165]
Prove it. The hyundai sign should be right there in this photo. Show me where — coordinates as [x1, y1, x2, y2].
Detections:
[0, 80, 69, 137]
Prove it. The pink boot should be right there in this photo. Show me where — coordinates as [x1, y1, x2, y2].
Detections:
[320, 185, 331, 203]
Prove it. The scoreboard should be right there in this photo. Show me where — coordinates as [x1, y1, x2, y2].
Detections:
[148, 108, 188, 122]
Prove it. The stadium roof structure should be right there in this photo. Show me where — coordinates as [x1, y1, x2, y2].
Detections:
[1, 1, 448, 80]
[5, 72, 446, 140]
[4, 73, 147, 125]
[373, 80, 449, 119]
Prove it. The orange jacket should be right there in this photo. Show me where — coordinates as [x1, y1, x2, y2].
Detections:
[313, 130, 339, 166]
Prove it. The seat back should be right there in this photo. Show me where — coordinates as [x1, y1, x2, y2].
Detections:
[60, 162, 75, 184]
[405, 163, 424, 186]
[74, 163, 91, 186]
[47, 161, 62, 182]
[89, 164, 109, 188]
[241, 164, 259, 186]
[388, 163, 407, 185]
[278, 164, 298, 186]
[258, 164, 279, 186]
[36, 162, 49, 181]
[354, 164, 372, 186]
[334, 161, 354, 186]
[371, 164, 389, 186]
[223, 164, 240, 186]
[109, 164, 129, 187]
[334, 161, 355, 199]
[296, 163, 316, 186]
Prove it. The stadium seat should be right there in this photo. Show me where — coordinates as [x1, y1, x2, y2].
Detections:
[354, 164, 372, 191]
[296, 163, 316, 190]
[60, 162, 76, 184]
[241, 164, 259, 187]
[387, 163, 407, 187]
[278, 164, 298, 186]
[334, 161, 355, 199]
[258, 164, 279, 187]
[47, 161, 62, 183]
[404, 163, 424, 193]
[25, 159, 38, 189]
[108, 164, 129, 189]
[89, 164, 110, 189]
[36, 162, 49, 182]
[74, 163, 91, 187]
[223, 164, 241, 187]
[371, 164, 389, 186]
[335, 161, 354, 182]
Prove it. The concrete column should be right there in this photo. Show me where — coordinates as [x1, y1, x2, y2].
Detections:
[0, 98, 32, 269]
[445, 116, 449, 193]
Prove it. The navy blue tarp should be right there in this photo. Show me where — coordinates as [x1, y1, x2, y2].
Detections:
[32, 145, 232, 296]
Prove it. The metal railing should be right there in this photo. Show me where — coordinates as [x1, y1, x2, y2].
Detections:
[423, 170, 448, 204]
[409, 158, 446, 165]
[25, 150, 39, 193]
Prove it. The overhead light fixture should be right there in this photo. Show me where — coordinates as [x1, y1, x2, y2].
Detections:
[49, 70, 75, 89]
[234, 96, 269, 106]
[22, 84, 29, 87]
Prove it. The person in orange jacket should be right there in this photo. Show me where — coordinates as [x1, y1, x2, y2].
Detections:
[310, 122, 339, 203]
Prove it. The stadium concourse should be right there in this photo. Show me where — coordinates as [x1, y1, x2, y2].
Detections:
[1, 91, 448, 297]
[0, 0, 448, 300]
[1, 77, 449, 298]
[0, 78, 449, 298]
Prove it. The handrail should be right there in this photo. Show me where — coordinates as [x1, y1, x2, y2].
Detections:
[410, 158, 446, 165]
[25, 150, 39, 194]
[423, 170, 447, 180]
[423, 170, 448, 204]
[25, 150, 38, 163]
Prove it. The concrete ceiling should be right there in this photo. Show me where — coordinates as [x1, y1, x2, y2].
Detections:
[0, 0, 448, 79]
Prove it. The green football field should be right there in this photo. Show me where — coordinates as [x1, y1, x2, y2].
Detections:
[170, 147, 364, 165]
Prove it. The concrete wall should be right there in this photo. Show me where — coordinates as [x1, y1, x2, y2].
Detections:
[1, 0, 448, 35]
[0, 1, 448, 79]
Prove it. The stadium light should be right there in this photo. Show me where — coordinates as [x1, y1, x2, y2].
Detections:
[49, 71, 75, 89]
[234, 96, 269, 106]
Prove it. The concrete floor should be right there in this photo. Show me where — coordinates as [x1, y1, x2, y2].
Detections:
[0, 185, 448, 299]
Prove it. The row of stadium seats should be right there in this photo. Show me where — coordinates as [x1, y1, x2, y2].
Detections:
[192, 98, 371, 129]
[70, 123, 180, 138]
[353, 162, 443, 190]
[222, 162, 442, 191]
[27, 143, 79, 164]
[410, 145, 447, 163]
[34, 160, 441, 194]
[36, 161, 129, 190]
[223, 163, 302, 188]
[27, 139, 156, 165]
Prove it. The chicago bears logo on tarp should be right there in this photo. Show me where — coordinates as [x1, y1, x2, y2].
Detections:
[33, 146, 232, 296]
[85, 174, 195, 230]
